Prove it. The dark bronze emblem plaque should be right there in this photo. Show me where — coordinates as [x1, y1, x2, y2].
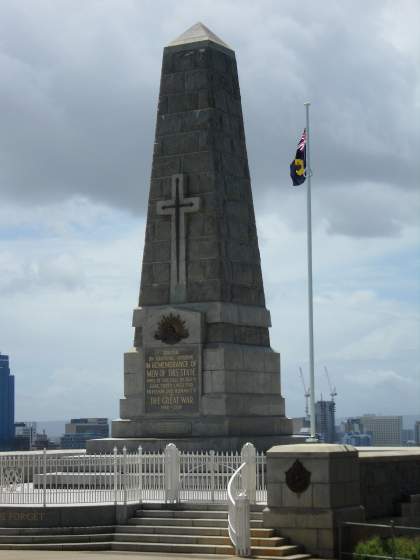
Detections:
[154, 313, 189, 345]
[285, 459, 311, 494]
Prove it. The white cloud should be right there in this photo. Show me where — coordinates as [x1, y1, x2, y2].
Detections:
[0, 1, 418, 423]
[0, 198, 145, 419]
[0, 195, 418, 420]
[0, 0, 418, 235]
[258, 211, 420, 417]
[336, 315, 419, 361]
[345, 368, 419, 389]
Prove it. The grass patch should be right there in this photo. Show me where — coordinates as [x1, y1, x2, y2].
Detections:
[354, 535, 420, 560]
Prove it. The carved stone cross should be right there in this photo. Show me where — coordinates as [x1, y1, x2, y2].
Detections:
[157, 174, 200, 303]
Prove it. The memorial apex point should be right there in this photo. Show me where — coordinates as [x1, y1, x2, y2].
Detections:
[167, 22, 232, 50]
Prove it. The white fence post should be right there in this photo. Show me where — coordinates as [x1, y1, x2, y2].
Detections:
[228, 464, 252, 557]
[236, 492, 251, 557]
[210, 450, 215, 503]
[122, 446, 127, 506]
[42, 449, 47, 507]
[164, 443, 180, 503]
[137, 446, 143, 503]
[113, 446, 118, 505]
[241, 442, 256, 504]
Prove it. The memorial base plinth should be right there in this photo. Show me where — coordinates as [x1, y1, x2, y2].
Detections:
[87, 435, 302, 453]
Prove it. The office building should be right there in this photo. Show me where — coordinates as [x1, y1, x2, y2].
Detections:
[361, 415, 402, 446]
[0, 354, 15, 448]
[315, 400, 336, 443]
[402, 428, 414, 445]
[32, 431, 59, 450]
[414, 421, 420, 445]
[343, 417, 363, 434]
[342, 432, 372, 446]
[60, 418, 109, 449]
[14, 421, 37, 450]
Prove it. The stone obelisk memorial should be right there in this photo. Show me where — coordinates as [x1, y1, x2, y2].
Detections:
[89, 23, 292, 452]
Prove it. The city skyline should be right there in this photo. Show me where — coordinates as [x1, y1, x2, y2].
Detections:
[13, 414, 420, 447]
[0, 1, 418, 421]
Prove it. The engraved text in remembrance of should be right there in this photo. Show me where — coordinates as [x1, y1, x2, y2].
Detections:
[145, 346, 199, 413]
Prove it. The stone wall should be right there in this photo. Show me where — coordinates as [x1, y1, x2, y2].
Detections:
[0, 504, 137, 528]
[264, 444, 365, 558]
[359, 449, 420, 519]
[264, 445, 420, 558]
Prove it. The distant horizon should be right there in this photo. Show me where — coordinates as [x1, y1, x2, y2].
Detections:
[16, 414, 420, 438]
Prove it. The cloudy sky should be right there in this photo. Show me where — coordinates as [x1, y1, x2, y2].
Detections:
[0, 0, 419, 424]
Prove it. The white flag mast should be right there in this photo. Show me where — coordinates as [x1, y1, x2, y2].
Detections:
[304, 102, 318, 442]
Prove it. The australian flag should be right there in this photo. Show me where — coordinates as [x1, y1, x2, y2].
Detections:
[290, 129, 307, 186]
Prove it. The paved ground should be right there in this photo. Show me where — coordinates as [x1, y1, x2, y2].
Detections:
[0, 552, 234, 560]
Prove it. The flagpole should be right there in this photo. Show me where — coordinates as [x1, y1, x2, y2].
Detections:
[304, 101, 317, 443]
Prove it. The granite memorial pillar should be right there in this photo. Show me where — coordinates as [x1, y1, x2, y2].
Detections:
[88, 22, 293, 452]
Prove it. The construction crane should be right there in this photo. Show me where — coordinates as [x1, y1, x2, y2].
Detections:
[324, 366, 337, 402]
[298, 367, 311, 420]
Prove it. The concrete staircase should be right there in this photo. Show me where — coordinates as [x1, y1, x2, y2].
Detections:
[114, 503, 311, 558]
[0, 503, 312, 558]
[0, 525, 114, 550]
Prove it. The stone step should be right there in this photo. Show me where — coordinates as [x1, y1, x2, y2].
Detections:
[0, 542, 112, 551]
[135, 509, 228, 519]
[251, 545, 301, 557]
[141, 502, 229, 511]
[140, 502, 265, 511]
[111, 541, 235, 554]
[128, 516, 263, 527]
[115, 524, 275, 537]
[135, 508, 263, 520]
[134, 509, 261, 521]
[253, 553, 310, 560]
[110, 541, 303, 556]
[0, 524, 309, 559]
[0, 534, 113, 545]
[0, 526, 114, 536]
[0, 541, 308, 559]
[113, 532, 285, 546]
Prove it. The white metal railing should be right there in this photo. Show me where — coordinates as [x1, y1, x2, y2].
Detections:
[227, 442, 258, 557]
[228, 463, 251, 557]
[0, 447, 145, 506]
[0, 443, 265, 507]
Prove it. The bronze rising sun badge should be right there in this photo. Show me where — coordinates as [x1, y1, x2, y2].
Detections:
[154, 313, 189, 345]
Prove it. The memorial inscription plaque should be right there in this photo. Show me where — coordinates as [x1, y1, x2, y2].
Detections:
[145, 346, 199, 414]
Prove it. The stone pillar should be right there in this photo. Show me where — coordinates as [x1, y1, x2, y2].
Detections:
[264, 444, 365, 558]
[87, 22, 293, 454]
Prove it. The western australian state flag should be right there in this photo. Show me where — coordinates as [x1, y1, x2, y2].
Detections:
[290, 129, 307, 186]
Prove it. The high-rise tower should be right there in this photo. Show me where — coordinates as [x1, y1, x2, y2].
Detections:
[0, 354, 15, 447]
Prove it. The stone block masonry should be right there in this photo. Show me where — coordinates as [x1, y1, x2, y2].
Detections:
[359, 448, 420, 519]
[88, 23, 293, 453]
[140, 30, 265, 310]
[264, 444, 365, 559]
[264, 445, 420, 559]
